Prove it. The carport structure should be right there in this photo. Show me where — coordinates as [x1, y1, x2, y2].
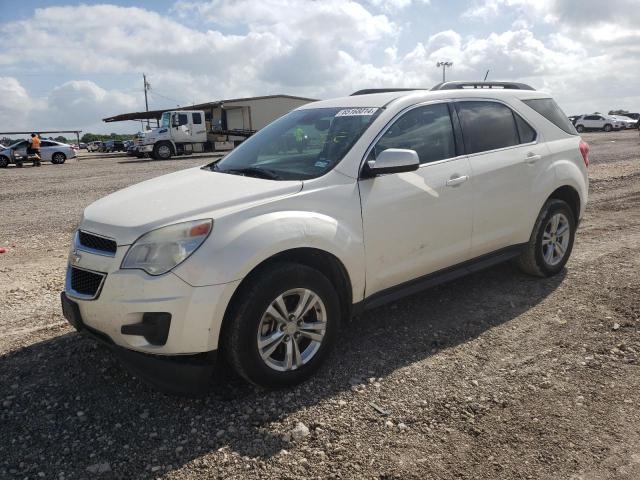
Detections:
[0, 130, 82, 147]
[102, 95, 316, 137]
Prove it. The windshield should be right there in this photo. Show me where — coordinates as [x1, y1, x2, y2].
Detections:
[210, 107, 381, 180]
[8, 141, 26, 149]
[160, 112, 171, 128]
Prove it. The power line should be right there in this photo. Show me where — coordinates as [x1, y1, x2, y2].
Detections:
[148, 90, 185, 106]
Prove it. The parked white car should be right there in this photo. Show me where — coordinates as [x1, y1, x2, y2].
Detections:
[61, 82, 589, 393]
[0, 139, 76, 167]
[611, 115, 637, 129]
[87, 141, 103, 152]
[574, 114, 622, 132]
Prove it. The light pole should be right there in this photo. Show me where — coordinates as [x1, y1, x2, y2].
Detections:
[436, 61, 453, 83]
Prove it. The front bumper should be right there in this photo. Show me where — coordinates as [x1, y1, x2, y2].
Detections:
[65, 264, 240, 354]
[139, 144, 153, 153]
[61, 292, 217, 395]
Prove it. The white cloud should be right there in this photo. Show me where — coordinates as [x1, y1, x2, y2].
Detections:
[367, 0, 430, 12]
[0, 2, 638, 134]
[0, 77, 138, 133]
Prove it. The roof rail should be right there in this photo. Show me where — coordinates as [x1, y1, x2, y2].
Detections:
[430, 81, 535, 91]
[350, 88, 426, 96]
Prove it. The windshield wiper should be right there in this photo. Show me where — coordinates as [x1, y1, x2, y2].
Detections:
[218, 166, 282, 180]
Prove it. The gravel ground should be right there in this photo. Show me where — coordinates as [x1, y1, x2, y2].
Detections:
[1, 130, 639, 479]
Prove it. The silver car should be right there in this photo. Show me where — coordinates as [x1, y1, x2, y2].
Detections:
[0, 139, 76, 167]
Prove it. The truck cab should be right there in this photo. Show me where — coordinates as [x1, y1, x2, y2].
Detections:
[139, 110, 207, 160]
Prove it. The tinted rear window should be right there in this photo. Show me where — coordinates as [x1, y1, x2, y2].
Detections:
[523, 98, 577, 135]
[456, 101, 520, 154]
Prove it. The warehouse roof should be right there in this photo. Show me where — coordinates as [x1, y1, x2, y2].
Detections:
[102, 94, 318, 123]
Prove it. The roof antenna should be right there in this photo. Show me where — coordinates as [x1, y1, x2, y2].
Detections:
[483, 70, 490, 81]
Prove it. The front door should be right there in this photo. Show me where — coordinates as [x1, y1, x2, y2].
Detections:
[172, 112, 193, 143]
[359, 102, 473, 297]
[13, 141, 28, 160]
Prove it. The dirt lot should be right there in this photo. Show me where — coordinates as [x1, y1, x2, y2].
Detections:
[1, 130, 639, 479]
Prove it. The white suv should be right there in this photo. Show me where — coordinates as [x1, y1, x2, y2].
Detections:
[574, 114, 622, 132]
[61, 82, 589, 393]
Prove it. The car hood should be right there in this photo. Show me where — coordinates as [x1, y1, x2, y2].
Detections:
[81, 166, 303, 245]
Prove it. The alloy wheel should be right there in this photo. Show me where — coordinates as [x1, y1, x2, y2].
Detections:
[542, 212, 570, 266]
[257, 288, 327, 372]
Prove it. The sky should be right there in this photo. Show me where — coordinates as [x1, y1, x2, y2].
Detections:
[0, 0, 639, 135]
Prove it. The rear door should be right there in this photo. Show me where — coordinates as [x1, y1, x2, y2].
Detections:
[359, 102, 473, 296]
[455, 100, 546, 257]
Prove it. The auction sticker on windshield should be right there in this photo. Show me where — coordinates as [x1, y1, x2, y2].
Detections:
[335, 108, 379, 117]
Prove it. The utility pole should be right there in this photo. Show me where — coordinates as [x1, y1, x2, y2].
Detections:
[436, 61, 453, 83]
[143, 73, 150, 130]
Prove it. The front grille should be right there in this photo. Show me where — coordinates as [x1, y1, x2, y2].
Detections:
[70, 267, 105, 298]
[78, 231, 117, 254]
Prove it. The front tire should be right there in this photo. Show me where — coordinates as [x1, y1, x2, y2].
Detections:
[603, 124, 612, 132]
[575, 124, 584, 133]
[0, 156, 9, 168]
[222, 263, 340, 388]
[516, 199, 576, 277]
[153, 142, 173, 160]
[51, 152, 66, 164]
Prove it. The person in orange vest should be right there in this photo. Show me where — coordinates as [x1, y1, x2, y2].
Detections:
[28, 133, 41, 167]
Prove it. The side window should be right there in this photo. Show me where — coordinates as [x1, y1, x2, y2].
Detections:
[178, 113, 189, 126]
[374, 103, 456, 164]
[192, 113, 202, 124]
[514, 113, 537, 143]
[40, 141, 55, 147]
[456, 101, 519, 154]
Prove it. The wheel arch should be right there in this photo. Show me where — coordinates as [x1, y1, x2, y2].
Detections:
[219, 247, 354, 353]
[547, 185, 581, 221]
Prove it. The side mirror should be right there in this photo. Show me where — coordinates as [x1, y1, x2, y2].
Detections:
[362, 148, 419, 177]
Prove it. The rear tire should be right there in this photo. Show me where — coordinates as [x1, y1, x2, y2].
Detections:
[516, 199, 576, 277]
[603, 124, 612, 132]
[575, 124, 584, 133]
[222, 263, 340, 388]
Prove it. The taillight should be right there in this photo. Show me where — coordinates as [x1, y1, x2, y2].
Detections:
[579, 140, 589, 167]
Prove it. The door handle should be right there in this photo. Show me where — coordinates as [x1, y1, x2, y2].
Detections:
[446, 175, 468, 187]
[525, 153, 542, 164]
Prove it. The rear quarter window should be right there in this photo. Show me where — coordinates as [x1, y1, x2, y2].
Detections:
[523, 98, 577, 135]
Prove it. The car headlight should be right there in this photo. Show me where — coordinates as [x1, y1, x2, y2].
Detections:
[121, 219, 212, 275]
